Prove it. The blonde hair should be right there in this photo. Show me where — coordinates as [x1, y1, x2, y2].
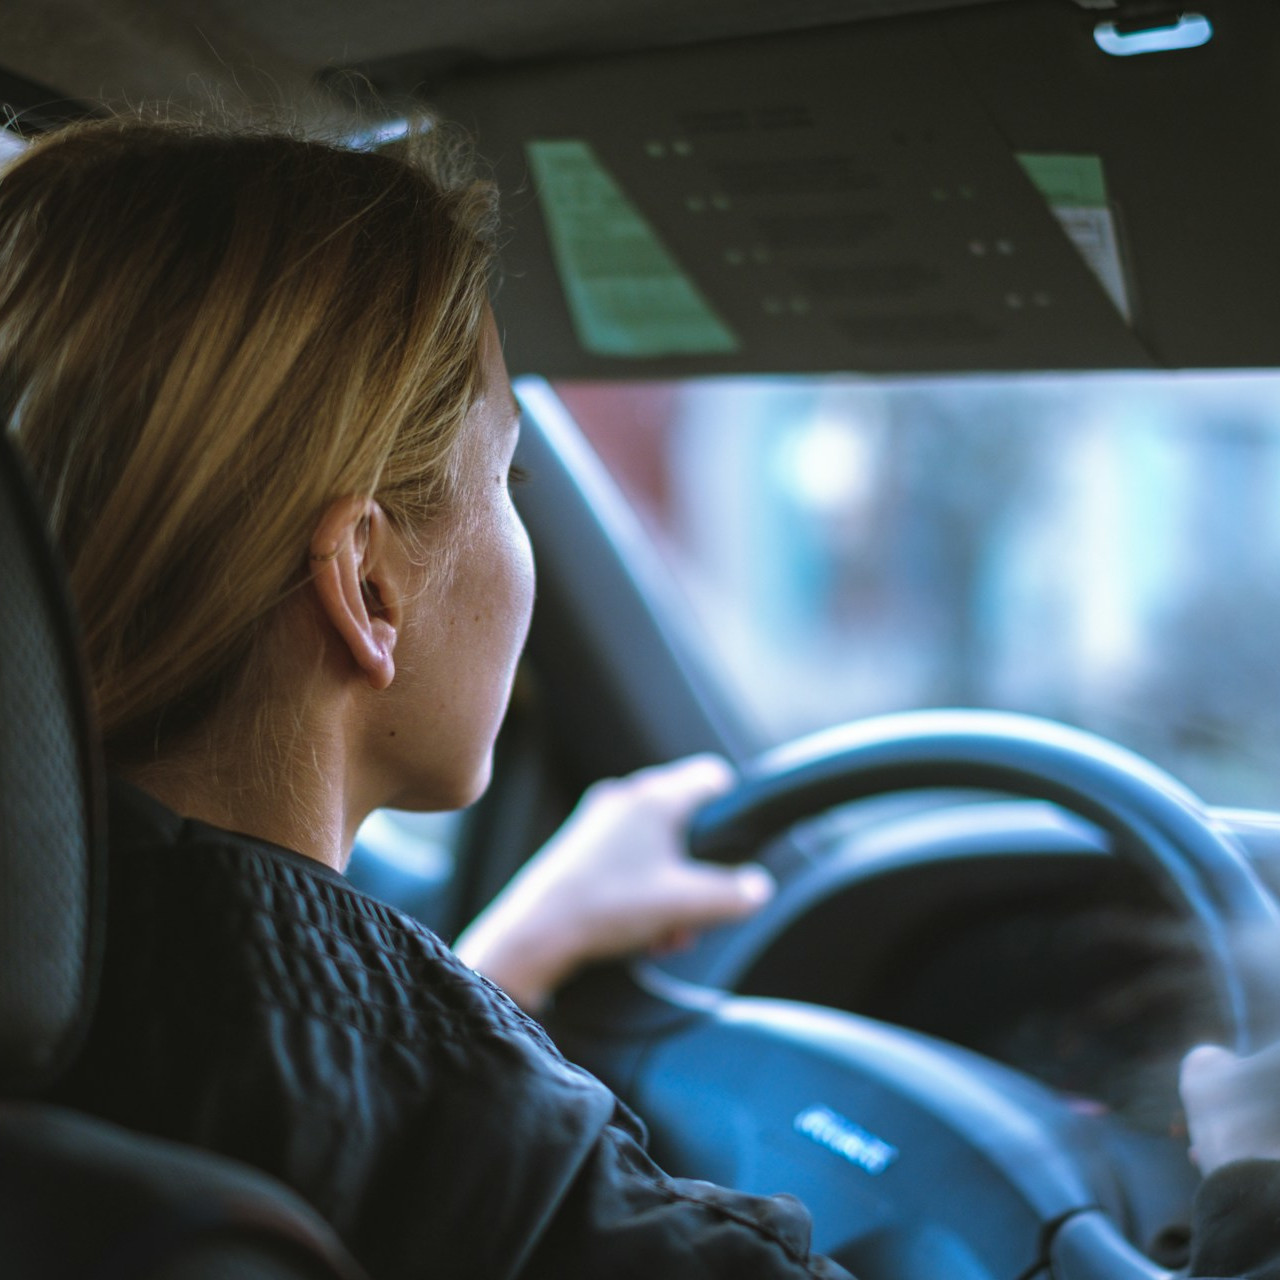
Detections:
[0, 115, 498, 763]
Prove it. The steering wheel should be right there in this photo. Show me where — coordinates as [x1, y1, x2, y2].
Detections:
[552, 710, 1280, 1280]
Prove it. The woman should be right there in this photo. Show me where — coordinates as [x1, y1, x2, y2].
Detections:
[0, 115, 841, 1278]
[4, 114, 1272, 1280]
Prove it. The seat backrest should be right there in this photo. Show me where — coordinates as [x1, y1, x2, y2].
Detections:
[0, 429, 102, 1094]
[0, 1102, 371, 1280]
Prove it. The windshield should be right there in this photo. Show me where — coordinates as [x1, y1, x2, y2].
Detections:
[555, 373, 1280, 811]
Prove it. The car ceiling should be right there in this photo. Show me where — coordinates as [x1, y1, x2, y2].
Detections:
[190, 0, 1009, 66]
[1, 0, 1275, 374]
[1, 0, 1011, 115]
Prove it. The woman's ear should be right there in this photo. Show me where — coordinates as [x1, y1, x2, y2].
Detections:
[308, 496, 403, 691]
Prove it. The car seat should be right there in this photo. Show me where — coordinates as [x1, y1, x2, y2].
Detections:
[0, 430, 371, 1279]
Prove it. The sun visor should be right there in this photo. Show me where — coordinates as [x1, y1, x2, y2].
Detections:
[415, 0, 1276, 375]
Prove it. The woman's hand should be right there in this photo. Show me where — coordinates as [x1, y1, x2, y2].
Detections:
[1180, 1041, 1280, 1175]
[454, 755, 775, 1012]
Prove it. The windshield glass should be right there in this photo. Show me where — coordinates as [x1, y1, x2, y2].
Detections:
[555, 373, 1280, 811]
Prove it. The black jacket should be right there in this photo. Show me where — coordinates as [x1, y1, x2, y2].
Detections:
[52, 781, 850, 1280]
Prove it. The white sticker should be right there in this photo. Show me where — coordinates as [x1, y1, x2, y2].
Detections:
[1048, 205, 1132, 323]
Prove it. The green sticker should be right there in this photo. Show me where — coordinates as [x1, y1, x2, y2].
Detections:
[527, 139, 739, 358]
[1015, 152, 1109, 209]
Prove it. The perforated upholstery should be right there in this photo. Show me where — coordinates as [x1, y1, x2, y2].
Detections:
[0, 431, 101, 1093]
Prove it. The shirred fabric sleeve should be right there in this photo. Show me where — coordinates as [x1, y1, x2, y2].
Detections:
[1191, 1160, 1280, 1278]
[73, 783, 852, 1280]
[521, 1106, 852, 1279]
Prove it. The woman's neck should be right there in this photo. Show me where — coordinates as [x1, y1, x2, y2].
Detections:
[118, 715, 364, 873]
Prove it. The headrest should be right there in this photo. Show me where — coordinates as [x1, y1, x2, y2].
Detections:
[0, 430, 103, 1093]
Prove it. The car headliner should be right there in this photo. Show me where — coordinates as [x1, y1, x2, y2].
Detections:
[0, 0, 1013, 116]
